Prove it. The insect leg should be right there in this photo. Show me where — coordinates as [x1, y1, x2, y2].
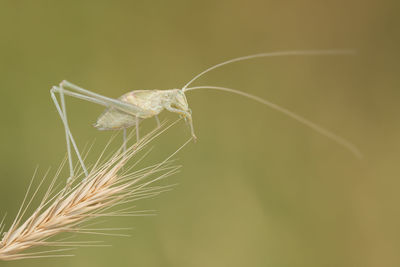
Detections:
[123, 128, 127, 153]
[165, 105, 197, 140]
[53, 82, 149, 123]
[60, 80, 144, 115]
[155, 115, 161, 128]
[50, 87, 89, 180]
[52, 86, 113, 108]
[136, 116, 140, 142]
[59, 84, 74, 182]
[52, 84, 148, 151]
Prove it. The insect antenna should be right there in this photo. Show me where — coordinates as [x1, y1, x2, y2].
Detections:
[184, 85, 362, 159]
[181, 50, 354, 91]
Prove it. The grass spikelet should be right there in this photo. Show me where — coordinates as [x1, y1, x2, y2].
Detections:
[0, 123, 189, 261]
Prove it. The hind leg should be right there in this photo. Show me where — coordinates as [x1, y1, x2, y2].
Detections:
[50, 86, 89, 181]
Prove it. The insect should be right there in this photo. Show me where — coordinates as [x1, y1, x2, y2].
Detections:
[50, 50, 362, 181]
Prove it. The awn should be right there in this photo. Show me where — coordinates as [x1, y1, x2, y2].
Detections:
[50, 50, 361, 181]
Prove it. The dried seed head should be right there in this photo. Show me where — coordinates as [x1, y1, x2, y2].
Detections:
[0, 123, 189, 261]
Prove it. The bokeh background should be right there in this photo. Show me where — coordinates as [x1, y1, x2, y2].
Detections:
[0, 1, 399, 266]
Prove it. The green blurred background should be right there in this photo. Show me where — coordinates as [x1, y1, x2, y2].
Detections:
[0, 0, 399, 266]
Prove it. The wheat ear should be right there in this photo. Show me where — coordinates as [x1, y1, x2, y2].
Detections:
[0, 123, 189, 260]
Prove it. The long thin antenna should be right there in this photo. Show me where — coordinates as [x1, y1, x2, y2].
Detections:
[182, 50, 354, 91]
[185, 85, 362, 159]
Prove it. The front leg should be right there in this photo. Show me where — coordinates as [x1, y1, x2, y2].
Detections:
[165, 105, 197, 140]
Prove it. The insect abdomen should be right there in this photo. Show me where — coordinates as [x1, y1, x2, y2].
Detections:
[94, 108, 137, 130]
